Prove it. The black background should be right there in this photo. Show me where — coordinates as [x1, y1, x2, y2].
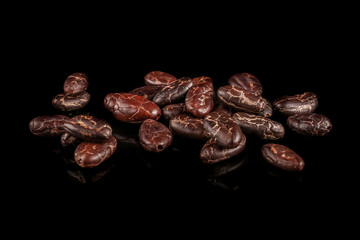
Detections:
[4, 5, 355, 234]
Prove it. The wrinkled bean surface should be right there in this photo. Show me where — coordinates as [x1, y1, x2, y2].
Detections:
[74, 136, 117, 168]
[232, 112, 285, 140]
[200, 133, 246, 164]
[261, 143, 305, 172]
[139, 119, 173, 152]
[64, 72, 89, 95]
[203, 110, 243, 148]
[52, 91, 90, 111]
[287, 113, 332, 136]
[144, 71, 177, 86]
[104, 93, 161, 123]
[228, 72, 263, 96]
[152, 77, 193, 107]
[273, 92, 318, 116]
[217, 85, 272, 117]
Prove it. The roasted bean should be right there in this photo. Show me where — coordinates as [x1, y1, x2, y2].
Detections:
[129, 85, 163, 100]
[152, 77, 193, 107]
[144, 70, 177, 86]
[52, 91, 90, 111]
[203, 110, 243, 148]
[261, 143, 305, 172]
[64, 72, 89, 95]
[29, 115, 70, 137]
[169, 114, 209, 141]
[63, 115, 112, 142]
[232, 112, 285, 140]
[228, 72, 263, 96]
[74, 136, 117, 168]
[162, 103, 186, 121]
[273, 92, 318, 116]
[192, 76, 213, 88]
[185, 82, 215, 117]
[217, 85, 272, 117]
[139, 119, 173, 152]
[287, 113, 332, 136]
[200, 133, 246, 164]
[104, 92, 161, 123]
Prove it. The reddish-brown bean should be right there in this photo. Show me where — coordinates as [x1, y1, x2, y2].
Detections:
[52, 91, 90, 111]
[104, 93, 161, 123]
[144, 71, 177, 86]
[138, 119, 173, 152]
[185, 82, 215, 117]
[152, 78, 193, 107]
[64, 72, 89, 95]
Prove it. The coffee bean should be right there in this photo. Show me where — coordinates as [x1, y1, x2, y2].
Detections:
[185, 82, 215, 117]
[162, 103, 186, 121]
[139, 119, 173, 152]
[273, 92, 318, 116]
[228, 73, 263, 96]
[144, 71, 177, 86]
[64, 72, 89, 95]
[152, 77, 193, 107]
[74, 136, 117, 168]
[200, 133, 246, 164]
[203, 110, 243, 148]
[52, 91, 90, 111]
[29, 115, 70, 137]
[129, 85, 163, 100]
[169, 114, 209, 141]
[104, 92, 161, 123]
[287, 113, 332, 136]
[232, 112, 285, 140]
[63, 115, 112, 142]
[217, 85, 272, 117]
[261, 143, 305, 172]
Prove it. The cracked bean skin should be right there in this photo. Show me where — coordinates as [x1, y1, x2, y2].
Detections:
[261, 143, 305, 172]
[232, 112, 285, 140]
[64, 72, 89, 95]
[200, 132, 246, 164]
[144, 71, 177, 86]
[287, 113, 332, 136]
[63, 115, 112, 142]
[191, 76, 213, 89]
[203, 110, 243, 148]
[162, 103, 186, 121]
[29, 115, 70, 137]
[185, 82, 215, 117]
[74, 136, 117, 168]
[152, 77, 193, 107]
[273, 92, 318, 116]
[129, 85, 163, 100]
[104, 92, 161, 123]
[52, 91, 90, 111]
[217, 85, 272, 117]
[169, 114, 209, 141]
[138, 119, 173, 152]
[228, 72, 263, 96]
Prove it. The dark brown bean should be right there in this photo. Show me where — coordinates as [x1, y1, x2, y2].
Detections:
[139, 119, 173, 152]
[185, 82, 215, 117]
[287, 113, 332, 136]
[129, 85, 163, 100]
[169, 114, 209, 141]
[60, 132, 79, 146]
[232, 112, 285, 140]
[203, 110, 243, 148]
[144, 71, 177, 86]
[152, 78, 193, 107]
[162, 103, 186, 121]
[64, 72, 89, 95]
[52, 91, 90, 111]
[104, 93, 161, 123]
[261, 143, 305, 172]
[200, 133, 246, 164]
[217, 85, 272, 117]
[74, 136, 117, 168]
[63, 115, 112, 142]
[273, 92, 318, 116]
[29, 115, 70, 137]
[228, 73, 263, 96]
